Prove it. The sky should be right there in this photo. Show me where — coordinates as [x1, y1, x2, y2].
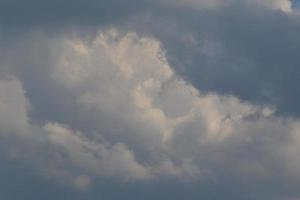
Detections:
[293, 0, 300, 7]
[1, 0, 300, 199]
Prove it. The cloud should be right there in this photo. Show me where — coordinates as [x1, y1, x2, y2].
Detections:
[1, 29, 300, 199]
[134, 1, 300, 116]
[0, 0, 293, 32]
[0, 77, 30, 136]
[1, 0, 300, 199]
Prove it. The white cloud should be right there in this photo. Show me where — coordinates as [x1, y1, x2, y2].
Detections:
[1, 29, 300, 189]
[43, 29, 300, 183]
[252, 0, 292, 12]
[0, 77, 30, 136]
[45, 123, 152, 182]
[160, 0, 292, 12]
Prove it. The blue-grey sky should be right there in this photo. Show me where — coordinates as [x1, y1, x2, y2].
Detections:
[1, 0, 300, 200]
[293, 0, 300, 7]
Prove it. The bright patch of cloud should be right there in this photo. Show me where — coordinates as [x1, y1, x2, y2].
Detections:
[1, 29, 300, 191]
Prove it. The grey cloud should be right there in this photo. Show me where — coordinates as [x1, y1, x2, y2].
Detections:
[1, 29, 300, 200]
[1, 0, 300, 118]
[0, 0, 291, 30]
[131, 2, 300, 116]
[2, 0, 300, 116]
[0, 0, 147, 30]
[1, 0, 300, 200]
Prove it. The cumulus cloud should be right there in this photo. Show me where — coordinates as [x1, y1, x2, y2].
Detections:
[1, 0, 300, 199]
[0, 29, 300, 200]
[136, 1, 300, 117]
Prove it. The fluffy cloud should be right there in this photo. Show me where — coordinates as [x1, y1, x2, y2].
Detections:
[1, 0, 300, 199]
[136, 1, 300, 117]
[0, 30, 300, 199]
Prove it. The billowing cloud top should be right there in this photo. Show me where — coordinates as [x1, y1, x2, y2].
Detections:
[1, 0, 300, 200]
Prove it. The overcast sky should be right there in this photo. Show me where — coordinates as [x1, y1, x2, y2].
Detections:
[1, 0, 300, 199]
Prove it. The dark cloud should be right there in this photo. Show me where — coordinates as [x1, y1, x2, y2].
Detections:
[149, 5, 300, 116]
[2, 0, 300, 116]
[0, 0, 149, 30]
